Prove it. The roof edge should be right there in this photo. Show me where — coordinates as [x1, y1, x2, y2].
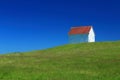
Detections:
[71, 25, 92, 28]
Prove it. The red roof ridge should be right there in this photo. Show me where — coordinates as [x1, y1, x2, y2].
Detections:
[69, 26, 92, 35]
[71, 26, 92, 29]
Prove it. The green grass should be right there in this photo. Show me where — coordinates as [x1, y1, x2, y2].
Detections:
[0, 41, 120, 80]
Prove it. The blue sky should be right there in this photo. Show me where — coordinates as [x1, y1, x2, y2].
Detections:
[0, 0, 120, 53]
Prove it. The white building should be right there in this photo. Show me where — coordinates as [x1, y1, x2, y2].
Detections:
[68, 26, 95, 43]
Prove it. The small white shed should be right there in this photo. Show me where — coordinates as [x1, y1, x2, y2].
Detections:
[68, 26, 95, 43]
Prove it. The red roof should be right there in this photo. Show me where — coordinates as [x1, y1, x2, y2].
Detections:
[68, 26, 92, 35]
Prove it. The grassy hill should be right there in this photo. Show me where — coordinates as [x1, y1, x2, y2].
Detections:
[0, 41, 120, 80]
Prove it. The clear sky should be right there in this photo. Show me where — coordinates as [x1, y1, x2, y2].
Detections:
[0, 0, 120, 53]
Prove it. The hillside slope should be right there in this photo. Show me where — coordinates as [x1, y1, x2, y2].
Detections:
[0, 41, 120, 80]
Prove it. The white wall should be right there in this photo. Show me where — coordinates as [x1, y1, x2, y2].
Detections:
[88, 27, 95, 42]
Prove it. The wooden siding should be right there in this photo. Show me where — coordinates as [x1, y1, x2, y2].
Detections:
[69, 34, 88, 44]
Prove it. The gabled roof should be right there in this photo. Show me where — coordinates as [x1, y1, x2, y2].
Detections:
[68, 26, 92, 35]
